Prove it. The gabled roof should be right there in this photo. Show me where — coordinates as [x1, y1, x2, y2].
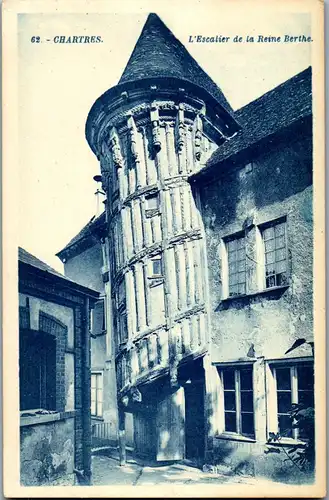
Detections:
[203, 67, 312, 171]
[119, 13, 233, 114]
[56, 211, 106, 262]
[19, 247, 99, 297]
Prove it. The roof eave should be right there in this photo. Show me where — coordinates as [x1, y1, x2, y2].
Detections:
[19, 260, 100, 299]
[189, 114, 312, 185]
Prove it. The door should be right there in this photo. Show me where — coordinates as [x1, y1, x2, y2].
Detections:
[156, 387, 185, 461]
[184, 380, 205, 460]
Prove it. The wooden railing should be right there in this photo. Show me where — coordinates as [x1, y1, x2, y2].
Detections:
[91, 421, 116, 448]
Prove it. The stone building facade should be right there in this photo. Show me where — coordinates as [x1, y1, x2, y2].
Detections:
[189, 68, 314, 480]
[19, 247, 99, 485]
[59, 14, 314, 481]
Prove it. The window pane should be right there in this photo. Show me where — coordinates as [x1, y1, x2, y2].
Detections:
[97, 401, 103, 417]
[225, 412, 236, 432]
[297, 366, 314, 390]
[276, 272, 288, 286]
[152, 258, 162, 275]
[97, 388, 103, 403]
[277, 392, 292, 413]
[229, 274, 237, 285]
[298, 391, 314, 409]
[275, 235, 286, 249]
[276, 368, 291, 390]
[91, 375, 96, 389]
[278, 414, 292, 437]
[224, 391, 236, 411]
[238, 260, 245, 272]
[241, 413, 254, 436]
[146, 194, 159, 210]
[240, 369, 253, 390]
[229, 285, 238, 296]
[238, 283, 246, 295]
[264, 239, 275, 252]
[97, 375, 103, 390]
[223, 369, 235, 389]
[238, 272, 245, 284]
[275, 248, 286, 261]
[237, 248, 245, 260]
[241, 392, 253, 412]
[227, 239, 236, 252]
[266, 265, 276, 277]
[229, 262, 237, 273]
[266, 275, 276, 288]
[265, 251, 275, 264]
[237, 238, 244, 249]
[263, 227, 274, 240]
[275, 223, 285, 236]
[276, 260, 287, 274]
[91, 400, 96, 415]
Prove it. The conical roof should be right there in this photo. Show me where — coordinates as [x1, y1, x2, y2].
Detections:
[119, 13, 233, 113]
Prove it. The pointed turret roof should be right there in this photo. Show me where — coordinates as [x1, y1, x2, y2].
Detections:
[86, 13, 240, 153]
[119, 14, 233, 113]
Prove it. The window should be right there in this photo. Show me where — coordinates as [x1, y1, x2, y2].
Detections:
[145, 192, 159, 217]
[261, 219, 288, 289]
[219, 365, 254, 437]
[91, 372, 103, 418]
[118, 309, 128, 344]
[272, 363, 314, 439]
[150, 255, 163, 277]
[19, 330, 56, 411]
[226, 234, 246, 297]
[90, 298, 106, 337]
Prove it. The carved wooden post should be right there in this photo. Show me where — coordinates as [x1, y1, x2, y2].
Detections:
[118, 407, 126, 466]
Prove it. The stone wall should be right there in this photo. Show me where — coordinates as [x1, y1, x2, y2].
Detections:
[197, 131, 314, 481]
[20, 417, 75, 486]
[200, 134, 313, 361]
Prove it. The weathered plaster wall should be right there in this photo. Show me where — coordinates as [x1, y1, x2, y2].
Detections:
[198, 133, 313, 481]
[200, 135, 313, 361]
[20, 418, 75, 486]
[19, 293, 74, 348]
[64, 244, 104, 293]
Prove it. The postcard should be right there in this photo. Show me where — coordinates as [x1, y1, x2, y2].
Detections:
[2, 0, 325, 497]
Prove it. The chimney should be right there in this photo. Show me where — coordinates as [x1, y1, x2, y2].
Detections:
[93, 175, 106, 217]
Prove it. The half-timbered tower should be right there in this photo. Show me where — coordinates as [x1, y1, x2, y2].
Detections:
[84, 13, 239, 461]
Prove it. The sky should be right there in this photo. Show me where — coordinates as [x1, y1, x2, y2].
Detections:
[17, 9, 312, 272]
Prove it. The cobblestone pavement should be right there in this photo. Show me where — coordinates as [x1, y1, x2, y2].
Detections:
[91, 448, 258, 486]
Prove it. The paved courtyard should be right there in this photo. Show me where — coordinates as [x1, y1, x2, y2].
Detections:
[91, 448, 258, 486]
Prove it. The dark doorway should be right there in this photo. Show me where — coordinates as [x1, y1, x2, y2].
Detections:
[184, 369, 205, 461]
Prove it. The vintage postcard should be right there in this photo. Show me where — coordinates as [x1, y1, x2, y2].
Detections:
[2, 0, 325, 497]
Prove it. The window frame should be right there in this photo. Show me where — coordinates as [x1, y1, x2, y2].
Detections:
[266, 358, 314, 442]
[222, 231, 247, 299]
[217, 363, 255, 439]
[149, 254, 163, 279]
[91, 371, 104, 418]
[259, 216, 289, 290]
[145, 192, 160, 218]
[90, 296, 107, 338]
